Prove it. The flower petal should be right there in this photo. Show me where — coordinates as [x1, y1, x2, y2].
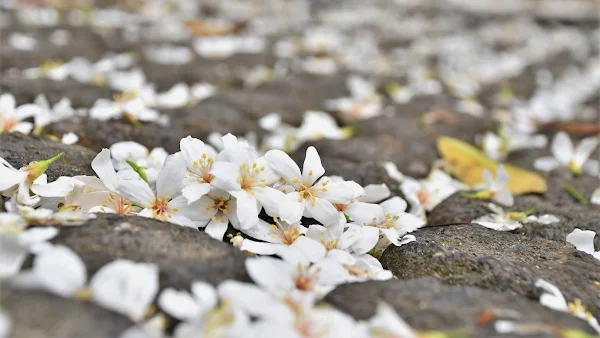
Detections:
[116, 180, 155, 207]
[302, 146, 325, 184]
[304, 197, 341, 226]
[181, 183, 211, 204]
[158, 288, 200, 321]
[533, 157, 561, 172]
[573, 137, 598, 167]
[551, 132, 573, 165]
[566, 228, 596, 255]
[91, 149, 118, 191]
[264, 149, 302, 185]
[205, 215, 229, 240]
[156, 152, 186, 199]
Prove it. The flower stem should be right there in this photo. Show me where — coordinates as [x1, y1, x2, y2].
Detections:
[562, 183, 588, 205]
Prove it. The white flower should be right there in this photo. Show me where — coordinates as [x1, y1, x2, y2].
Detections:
[0, 153, 68, 205]
[566, 229, 600, 260]
[179, 136, 218, 204]
[482, 124, 547, 161]
[89, 96, 165, 125]
[90, 259, 159, 322]
[265, 146, 356, 226]
[189, 83, 216, 103]
[109, 141, 167, 181]
[245, 256, 348, 297]
[301, 57, 338, 75]
[8, 32, 37, 51]
[296, 111, 346, 141]
[363, 302, 417, 338]
[66, 56, 115, 85]
[193, 36, 265, 59]
[155, 83, 191, 109]
[116, 152, 203, 227]
[472, 203, 523, 231]
[240, 218, 324, 259]
[325, 75, 382, 121]
[0, 213, 58, 278]
[525, 214, 560, 224]
[305, 223, 378, 258]
[534, 132, 599, 176]
[401, 169, 465, 212]
[0, 93, 41, 134]
[352, 197, 424, 247]
[144, 45, 193, 65]
[23, 61, 69, 81]
[194, 190, 237, 240]
[535, 278, 600, 334]
[344, 254, 393, 282]
[33, 94, 75, 130]
[467, 166, 513, 206]
[210, 134, 290, 229]
[10, 244, 87, 298]
[159, 282, 249, 338]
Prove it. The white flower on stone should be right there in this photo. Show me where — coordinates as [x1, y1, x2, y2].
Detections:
[66, 56, 115, 85]
[210, 134, 289, 229]
[566, 228, 600, 260]
[159, 282, 249, 338]
[0, 213, 58, 278]
[301, 56, 338, 75]
[265, 146, 356, 226]
[193, 36, 265, 59]
[189, 83, 216, 104]
[344, 254, 393, 283]
[116, 152, 203, 227]
[23, 60, 69, 81]
[89, 95, 165, 125]
[325, 75, 382, 121]
[535, 278, 600, 334]
[245, 256, 348, 297]
[90, 259, 159, 322]
[155, 83, 191, 109]
[10, 244, 87, 298]
[32, 94, 75, 131]
[482, 124, 547, 161]
[472, 203, 523, 231]
[0, 93, 41, 134]
[296, 111, 347, 142]
[401, 169, 465, 213]
[0, 153, 67, 205]
[467, 166, 514, 206]
[179, 136, 218, 204]
[363, 302, 417, 338]
[534, 132, 599, 176]
[195, 190, 237, 240]
[352, 197, 425, 247]
[109, 141, 168, 182]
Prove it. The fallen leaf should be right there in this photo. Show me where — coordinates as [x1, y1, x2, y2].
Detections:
[186, 20, 247, 37]
[539, 122, 600, 137]
[437, 136, 547, 194]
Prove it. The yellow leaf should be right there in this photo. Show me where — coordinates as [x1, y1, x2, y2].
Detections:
[437, 136, 547, 194]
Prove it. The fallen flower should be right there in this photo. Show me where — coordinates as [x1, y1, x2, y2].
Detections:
[534, 132, 599, 176]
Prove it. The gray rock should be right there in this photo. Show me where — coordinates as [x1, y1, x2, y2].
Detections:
[325, 277, 596, 337]
[53, 214, 250, 288]
[0, 132, 96, 180]
[380, 225, 600, 318]
[0, 287, 133, 338]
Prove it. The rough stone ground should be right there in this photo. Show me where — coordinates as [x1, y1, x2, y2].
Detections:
[1, 0, 600, 337]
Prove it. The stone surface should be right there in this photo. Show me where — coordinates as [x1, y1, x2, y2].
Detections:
[53, 214, 250, 288]
[0, 132, 96, 180]
[0, 286, 133, 338]
[380, 224, 600, 318]
[325, 277, 595, 337]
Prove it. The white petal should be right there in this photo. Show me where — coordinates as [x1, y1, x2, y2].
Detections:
[158, 288, 200, 321]
[351, 226, 379, 255]
[0, 237, 29, 277]
[245, 257, 295, 291]
[90, 259, 159, 322]
[551, 132, 574, 165]
[180, 136, 217, 170]
[253, 186, 286, 217]
[230, 190, 258, 229]
[286, 236, 326, 263]
[264, 149, 302, 184]
[116, 180, 155, 207]
[482, 169, 493, 188]
[181, 183, 211, 204]
[0, 164, 26, 191]
[209, 161, 242, 192]
[573, 137, 598, 167]
[205, 216, 229, 240]
[14, 245, 86, 297]
[361, 184, 390, 203]
[591, 187, 600, 205]
[92, 149, 118, 191]
[566, 229, 596, 255]
[369, 302, 417, 338]
[317, 179, 358, 204]
[381, 196, 408, 213]
[0, 94, 16, 114]
[240, 239, 279, 255]
[61, 132, 79, 145]
[535, 279, 569, 312]
[493, 189, 514, 207]
[156, 152, 186, 199]
[11, 122, 33, 134]
[305, 198, 341, 226]
[533, 157, 561, 172]
[31, 176, 75, 198]
[302, 146, 325, 184]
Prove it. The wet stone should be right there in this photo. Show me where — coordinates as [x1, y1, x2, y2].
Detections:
[380, 224, 600, 318]
[0, 77, 112, 108]
[0, 286, 133, 338]
[46, 117, 182, 153]
[53, 214, 250, 289]
[325, 277, 595, 337]
[0, 132, 96, 180]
